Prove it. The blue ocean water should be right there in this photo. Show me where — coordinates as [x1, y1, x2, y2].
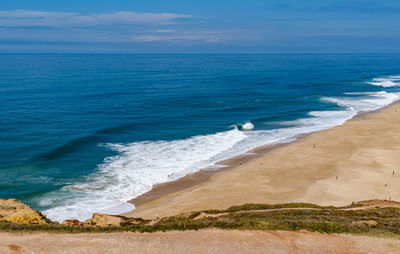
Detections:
[1, 54, 400, 222]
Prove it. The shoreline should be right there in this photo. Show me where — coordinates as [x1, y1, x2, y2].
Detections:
[127, 100, 399, 210]
[129, 142, 290, 207]
[123, 100, 400, 219]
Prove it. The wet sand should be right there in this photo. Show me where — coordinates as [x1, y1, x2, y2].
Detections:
[123, 102, 400, 219]
[1, 229, 400, 254]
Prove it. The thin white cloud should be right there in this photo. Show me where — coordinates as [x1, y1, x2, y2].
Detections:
[156, 29, 176, 33]
[0, 10, 75, 18]
[131, 31, 224, 43]
[72, 12, 189, 25]
[0, 9, 237, 45]
[0, 10, 190, 27]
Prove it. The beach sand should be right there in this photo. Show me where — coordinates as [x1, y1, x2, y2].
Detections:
[2, 229, 400, 254]
[123, 102, 400, 219]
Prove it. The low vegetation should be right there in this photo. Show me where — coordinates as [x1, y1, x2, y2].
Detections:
[1, 200, 400, 237]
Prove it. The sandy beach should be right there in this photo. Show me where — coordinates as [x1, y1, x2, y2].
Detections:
[124, 102, 400, 219]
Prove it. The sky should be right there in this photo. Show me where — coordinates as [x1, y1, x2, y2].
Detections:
[0, 0, 399, 53]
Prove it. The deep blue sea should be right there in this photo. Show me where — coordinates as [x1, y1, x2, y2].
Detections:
[1, 54, 400, 222]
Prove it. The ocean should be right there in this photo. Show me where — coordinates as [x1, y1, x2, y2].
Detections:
[1, 54, 400, 222]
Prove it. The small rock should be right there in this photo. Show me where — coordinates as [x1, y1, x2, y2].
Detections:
[84, 213, 123, 227]
[62, 219, 86, 226]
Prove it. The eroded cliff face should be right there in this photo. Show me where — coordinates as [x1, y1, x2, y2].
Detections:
[0, 199, 52, 224]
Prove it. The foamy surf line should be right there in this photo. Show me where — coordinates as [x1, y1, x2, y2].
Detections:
[366, 75, 400, 87]
[42, 76, 400, 223]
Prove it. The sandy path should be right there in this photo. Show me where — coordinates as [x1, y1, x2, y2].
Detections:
[1, 229, 400, 254]
[124, 103, 400, 219]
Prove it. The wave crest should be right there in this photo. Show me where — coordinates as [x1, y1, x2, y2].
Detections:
[366, 76, 400, 87]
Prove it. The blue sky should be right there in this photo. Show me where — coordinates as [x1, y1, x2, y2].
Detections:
[0, 0, 399, 53]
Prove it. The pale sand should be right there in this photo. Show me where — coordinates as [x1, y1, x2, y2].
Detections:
[124, 103, 400, 219]
[1, 229, 400, 254]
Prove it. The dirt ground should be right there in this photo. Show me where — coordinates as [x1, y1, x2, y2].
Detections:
[1, 229, 400, 254]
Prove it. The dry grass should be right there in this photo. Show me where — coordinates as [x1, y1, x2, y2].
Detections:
[1, 201, 400, 238]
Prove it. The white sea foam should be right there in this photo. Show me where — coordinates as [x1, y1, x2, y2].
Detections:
[321, 91, 400, 111]
[366, 76, 400, 87]
[44, 129, 248, 222]
[43, 82, 400, 223]
[241, 121, 254, 130]
[281, 109, 355, 129]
